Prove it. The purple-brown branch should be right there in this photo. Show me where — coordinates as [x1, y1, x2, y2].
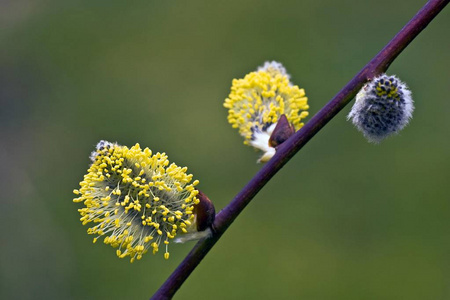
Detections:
[151, 0, 449, 299]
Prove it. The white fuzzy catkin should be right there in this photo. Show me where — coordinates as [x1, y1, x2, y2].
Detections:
[348, 74, 414, 143]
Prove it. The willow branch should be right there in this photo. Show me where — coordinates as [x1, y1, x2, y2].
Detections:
[151, 0, 449, 298]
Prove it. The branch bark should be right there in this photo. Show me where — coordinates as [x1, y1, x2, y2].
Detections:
[151, 1, 449, 298]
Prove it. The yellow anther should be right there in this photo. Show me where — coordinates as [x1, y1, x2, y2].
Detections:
[74, 140, 204, 262]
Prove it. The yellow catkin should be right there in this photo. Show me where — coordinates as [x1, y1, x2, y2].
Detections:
[73, 141, 200, 262]
[224, 61, 309, 145]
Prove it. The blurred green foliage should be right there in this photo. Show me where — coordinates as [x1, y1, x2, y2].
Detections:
[1, 0, 449, 299]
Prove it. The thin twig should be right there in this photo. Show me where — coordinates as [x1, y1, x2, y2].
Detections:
[151, 1, 449, 299]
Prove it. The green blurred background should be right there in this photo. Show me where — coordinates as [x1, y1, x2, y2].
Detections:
[1, 0, 449, 299]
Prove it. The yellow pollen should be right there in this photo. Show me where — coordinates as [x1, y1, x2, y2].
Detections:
[73, 141, 202, 262]
[224, 62, 309, 145]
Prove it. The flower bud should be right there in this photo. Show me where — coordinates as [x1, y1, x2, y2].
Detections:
[348, 74, 414, 143]
[193, 190, 215, 232]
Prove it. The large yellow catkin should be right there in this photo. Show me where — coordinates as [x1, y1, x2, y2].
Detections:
[73, 141, 201, 262]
